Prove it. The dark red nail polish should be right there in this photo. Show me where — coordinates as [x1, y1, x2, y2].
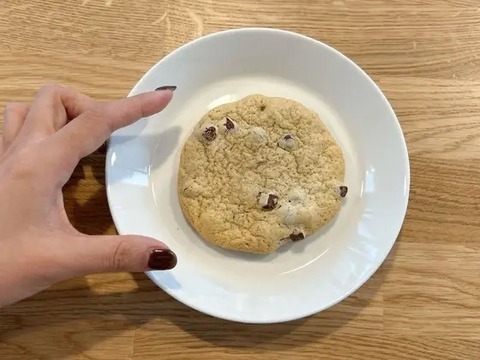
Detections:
[155, 85, 177, 91]
[148, 249, 177, 270]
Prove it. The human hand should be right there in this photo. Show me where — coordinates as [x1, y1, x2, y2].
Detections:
[0, 84, 178, 308]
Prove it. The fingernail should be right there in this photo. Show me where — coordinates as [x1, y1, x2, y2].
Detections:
[155, 85, 177, 92]
[148, 249, 177, 270]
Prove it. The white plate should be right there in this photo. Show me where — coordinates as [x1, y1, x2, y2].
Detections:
[106, 28, 409, 324]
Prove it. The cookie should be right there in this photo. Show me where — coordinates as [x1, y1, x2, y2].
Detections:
[177, 94, 347, 254]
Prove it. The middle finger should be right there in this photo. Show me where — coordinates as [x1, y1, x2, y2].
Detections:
[19, 83, 95, 140]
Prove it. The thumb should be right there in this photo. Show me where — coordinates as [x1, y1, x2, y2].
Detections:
[65, 234, 177, 277]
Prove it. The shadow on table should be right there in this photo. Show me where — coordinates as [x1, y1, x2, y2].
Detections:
[62, 151, 113, 235]
[159, 247, 394, 350]
[62, 127, 181, 236]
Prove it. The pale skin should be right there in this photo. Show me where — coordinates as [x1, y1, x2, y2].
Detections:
[0, 84, 177, 308]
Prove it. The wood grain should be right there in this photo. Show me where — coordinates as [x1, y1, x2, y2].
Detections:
[1, 0, 479, 359]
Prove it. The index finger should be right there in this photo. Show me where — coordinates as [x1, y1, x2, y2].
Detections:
[54, 89, 174, 160]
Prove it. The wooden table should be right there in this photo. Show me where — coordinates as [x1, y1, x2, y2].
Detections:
[1, 0, 479, 359]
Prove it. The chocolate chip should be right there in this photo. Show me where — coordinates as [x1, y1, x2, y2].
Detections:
[262, 194, 279, 211]
[260, 105, 266, 111]
[339, 186, 348, 197]
[278, 134, 296, 151]
[202, 126, 217, 141]
[289, 232, 305, 242]
[225, 117, 235, 131]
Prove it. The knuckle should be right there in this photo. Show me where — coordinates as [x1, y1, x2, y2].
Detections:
[4, 102, 23, 118]
[87, 105, 114, 133]
[39, 83, 62, 96]
[130, 97, 146, 119]
[10, 147, 40, 177]
[108, 239, 131, 272]
[86, 105, 104, 121]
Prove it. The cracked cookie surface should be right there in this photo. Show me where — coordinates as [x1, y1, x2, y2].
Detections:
[177, 94, 346, 254]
